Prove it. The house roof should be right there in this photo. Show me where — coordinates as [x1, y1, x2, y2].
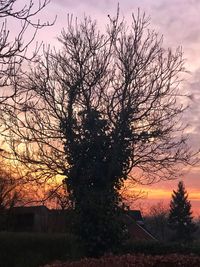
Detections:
[124, 214, 157, 241]
[128, 210, 144, 222]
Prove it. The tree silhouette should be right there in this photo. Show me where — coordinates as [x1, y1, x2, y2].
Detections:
[146, 202, 169, 241]
[0, 0, 53, 103]
[168, 181, 197, 241]
[1, 10, 194, 255]
[46, 183, 72, 210]
[0, 164, 24, 230]
[0, 169, 20, 211]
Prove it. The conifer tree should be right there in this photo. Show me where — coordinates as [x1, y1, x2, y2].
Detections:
[168, 181, 197, 241]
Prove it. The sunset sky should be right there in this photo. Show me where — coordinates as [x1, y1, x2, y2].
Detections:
[12, 0, 200, 215]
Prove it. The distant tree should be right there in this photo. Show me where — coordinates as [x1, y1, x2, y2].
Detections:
[0, 166, 23, 230]
[168, 181, 197, 241]
[145, 202, 169, 241]
[1, 10, 194, 255]
[0, 158, 25, 211]
[0, 171, 19, 211]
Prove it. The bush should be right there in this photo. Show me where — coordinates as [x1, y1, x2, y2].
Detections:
[42, 254, 200, 267]
[2, 233, 200, 267]
[121, 240, 200, 256]
[0, 232, 83, 267]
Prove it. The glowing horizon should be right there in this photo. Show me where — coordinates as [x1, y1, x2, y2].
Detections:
[2, 0, 200, 217]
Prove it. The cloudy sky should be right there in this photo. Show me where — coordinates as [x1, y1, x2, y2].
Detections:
[17, 0, 200, 214]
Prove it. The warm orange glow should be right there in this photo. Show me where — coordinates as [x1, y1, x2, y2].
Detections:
[133, 185, 200, 218]
[138, 188, 200, 201]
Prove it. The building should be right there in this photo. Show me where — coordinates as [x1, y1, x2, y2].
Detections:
[0, 206, 156, 241]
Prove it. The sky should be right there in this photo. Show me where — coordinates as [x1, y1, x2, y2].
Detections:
[12, 0, 200, 215]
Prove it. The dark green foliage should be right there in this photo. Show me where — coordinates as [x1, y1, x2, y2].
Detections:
[62, 109, 130, 256]
[121, 240, 200, 256]
[55, 13, 187, 255]
[8, 11, 189, 258]
[168, 181, 197, 241]
[3, 233, 200, 267]
[0, 232, 82, 267]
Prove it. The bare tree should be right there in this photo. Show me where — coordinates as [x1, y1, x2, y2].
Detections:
[0, 161, 24, 210]
[2, 12, 191, 183]
[46, 183, 72, 210]
[120, 181, 147, 209]
[0, 157, 29, 230]
[145, 201, 169, 241]
[0, 0, 53, 205]
[0, 0, 53, 102]
[0, 10, 194, 254]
